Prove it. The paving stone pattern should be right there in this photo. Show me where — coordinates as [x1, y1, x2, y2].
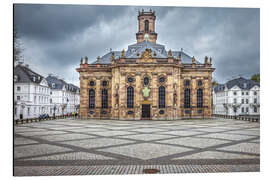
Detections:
[14, 118, 260, 176]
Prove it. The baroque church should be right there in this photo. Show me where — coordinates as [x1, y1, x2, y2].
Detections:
[77, 10, 215, 120]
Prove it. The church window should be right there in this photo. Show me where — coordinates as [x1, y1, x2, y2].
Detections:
[185, 80, 190, 86]
[89, 89, 95, 109]
[101, 89, 108, 109]
[197, 88, 203, 108]
[145, 20, 149, 32]
[144, 77, 149, 86]
[89, 81, 95, 86]
[128, 77, 134, 83]
[127, 86, 134, 108]
[102, 80, 108, 87]
[198, 80, 203, 86]
[159, 77, 165, 83]
[159, 86, 166, 108]
[254, 107, 257, 113]
[184, 89, 190, 108]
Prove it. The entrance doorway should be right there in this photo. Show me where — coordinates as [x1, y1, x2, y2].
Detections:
[142, 104, 150, 119]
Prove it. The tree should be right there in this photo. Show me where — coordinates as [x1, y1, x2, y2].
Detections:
[251, 74, 260, 83]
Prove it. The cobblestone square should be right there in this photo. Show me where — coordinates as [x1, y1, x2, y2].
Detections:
[14, 118, 260, 176]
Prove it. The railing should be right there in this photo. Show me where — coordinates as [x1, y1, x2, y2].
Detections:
[213, 114, 260, 122]
[14, 114, 77, 125]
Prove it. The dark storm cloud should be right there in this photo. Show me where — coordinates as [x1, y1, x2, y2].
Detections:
[14, 4, 259, 85]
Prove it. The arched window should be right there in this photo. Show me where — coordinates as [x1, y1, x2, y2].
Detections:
[89, 89, 95, 109]
[101, 89, 108, 109]
[184, 89, 190, 108]
[145, 20, 149, 32]
[197, 88, 203, 108]
[127, 86, 134, 108]
[159, 86, 166, 108]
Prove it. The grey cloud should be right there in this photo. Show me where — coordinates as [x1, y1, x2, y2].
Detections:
[14, 5, 259, 86]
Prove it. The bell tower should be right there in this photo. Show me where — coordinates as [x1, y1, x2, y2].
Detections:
[136, 9, 158, 43]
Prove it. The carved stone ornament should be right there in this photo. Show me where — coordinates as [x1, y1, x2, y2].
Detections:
[141, 48, 152, 62]
[142, 86, 151, 98]
[168, 49, 173, 58]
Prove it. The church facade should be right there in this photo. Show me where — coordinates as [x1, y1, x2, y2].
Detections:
[76, 10, 215, 120]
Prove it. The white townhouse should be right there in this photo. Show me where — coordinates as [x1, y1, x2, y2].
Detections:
[14, 63, 51, 119]
[213, 77, 260, 116]
[46, 75, 80, 116]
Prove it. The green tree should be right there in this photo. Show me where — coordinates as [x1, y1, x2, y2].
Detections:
[251, 74, 260, 83]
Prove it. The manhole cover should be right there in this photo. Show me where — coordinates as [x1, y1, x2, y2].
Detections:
[143, 168, 160, 174]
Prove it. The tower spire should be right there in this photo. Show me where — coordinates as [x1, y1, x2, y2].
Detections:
[136, 9, 157, 43]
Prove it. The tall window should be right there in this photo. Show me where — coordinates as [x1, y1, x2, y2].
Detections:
[127, 86, 134, 108]
[197, 88, 203, 108]
[159, 86, 166, 108]
[145, 20, 149, 32]
[102, 89, 108, 109]
[184, 89, 190, 108]
[254, 98, 257, 103]
[89, 89, 95, 109]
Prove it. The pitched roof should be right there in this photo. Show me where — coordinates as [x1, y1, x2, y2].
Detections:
[14, 64, 44, 84]
[46, 75, 80, 92]
[213, 77, 260, 93]
[91, 40, 201, 64]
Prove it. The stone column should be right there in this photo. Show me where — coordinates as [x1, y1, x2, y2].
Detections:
[95, 78, 101, 118]
[119, 72, 126, 119]
[135, 73, 141, 119]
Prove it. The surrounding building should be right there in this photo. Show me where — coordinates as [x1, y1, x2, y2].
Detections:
[14, 63, 80, 120]
[46, 75, 80, 116]
[77, 10, 215, 120]
[213, 77, 260, 116]
[14, 63, 51, 119]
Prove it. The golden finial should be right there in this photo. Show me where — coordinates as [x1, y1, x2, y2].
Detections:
[204, 56, 208, 64]
[121, 49, 125, 58]
[168, 49, 172, 58]
[80, 57, 83, 64]
[192, 56, 195, 64]
[177, 52, 181, 61]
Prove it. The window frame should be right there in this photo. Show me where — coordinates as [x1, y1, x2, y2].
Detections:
[89, 89, 95, 109]
[127, 86, 134, 108]
[184, 89, 190, 108]
[158, 86, 166, 108]
[101, 89, 108, 109]
[197, 88, 203, 108]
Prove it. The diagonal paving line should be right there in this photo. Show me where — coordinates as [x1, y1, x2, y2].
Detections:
[146, 136, 259, 162]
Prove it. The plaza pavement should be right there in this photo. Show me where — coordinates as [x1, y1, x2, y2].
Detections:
[14, 118, 260, 176]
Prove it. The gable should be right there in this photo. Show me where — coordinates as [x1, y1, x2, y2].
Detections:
[40, 78, 48, 87]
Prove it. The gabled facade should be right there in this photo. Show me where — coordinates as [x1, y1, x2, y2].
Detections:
[14, 63, 51, 119]
[77, 10, 215, 120]
[213, 77, 260, 116]
[46, 75, 80, 116]
[14, 63, 80, 120]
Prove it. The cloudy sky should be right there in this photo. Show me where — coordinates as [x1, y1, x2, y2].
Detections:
[14, 4, 259, 86]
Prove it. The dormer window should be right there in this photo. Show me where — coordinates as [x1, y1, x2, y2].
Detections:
[52, 83, 55, 88]
[14, 75, 18, 82]
[33, 76, 36, 81]
[243, 83, 247, 88]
